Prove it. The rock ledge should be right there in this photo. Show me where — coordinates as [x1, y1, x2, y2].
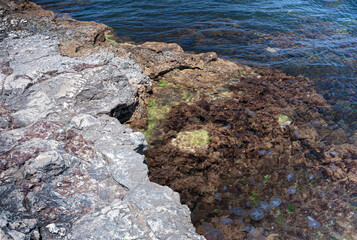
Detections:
[0, 1, 204, 239]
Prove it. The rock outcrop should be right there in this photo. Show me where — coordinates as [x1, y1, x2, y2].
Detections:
[0, 1, 204, 239]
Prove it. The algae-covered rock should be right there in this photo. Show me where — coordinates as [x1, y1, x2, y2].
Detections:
[173, 129, 210, 151]
[278, 114, 292, 126]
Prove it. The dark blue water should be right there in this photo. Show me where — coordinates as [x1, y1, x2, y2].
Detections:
[34, 0, 357, 130]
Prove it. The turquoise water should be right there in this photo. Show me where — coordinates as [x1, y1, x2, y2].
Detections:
[34, 0, 357, 130]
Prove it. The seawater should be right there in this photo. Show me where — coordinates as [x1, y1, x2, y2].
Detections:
[34, 0, 356, 130]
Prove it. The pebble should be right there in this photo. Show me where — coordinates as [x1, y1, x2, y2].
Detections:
[288, 187, 296, 194]
[270, 198, 281, 207]
[244, 225, 255, 234]
[307, 216, 321, 228]
[205, 228, 224, 240]
[233, 207, 247, 216]
[269, 197, 282, 207]
[199, 223, 213, 233]
[248, 234, 266, 240]
[235, 217, 243, 224]
[220, 218, 233, 225]
[312, 120, 319, 126]
[265, 47, 280, 53]
[249, 208, 264, 221]
[258, 150, 266, 155]
[329, 151, 339, 156]
[246, 110, 256, 115]
[228, 205, 234, 214]
[214, 193, 222, 200]
[257, 201, 272, 212]
[287, 172, 294, 182]
[320, 190, 326, 198]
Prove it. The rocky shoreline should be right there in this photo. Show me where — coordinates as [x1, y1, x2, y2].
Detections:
[0, 1, 204, 239]
[1, 1, 356, 240]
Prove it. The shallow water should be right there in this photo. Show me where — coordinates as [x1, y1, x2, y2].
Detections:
[33, 0, 357, 131]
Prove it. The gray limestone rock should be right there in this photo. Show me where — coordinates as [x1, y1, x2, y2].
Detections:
[0, 229, 10, 240]
[0, 3, 202, 239]
[23, 150, 67, 181]
[68, 183, 203, 240]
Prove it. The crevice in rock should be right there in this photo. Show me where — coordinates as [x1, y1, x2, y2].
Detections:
[154, 66, 201, 80]
[109, 101, 138, 124]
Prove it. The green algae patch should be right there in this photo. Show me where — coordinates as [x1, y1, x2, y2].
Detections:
[173, 129, 210, 149]
[144, 98, 171, 142]
[278, 114, 292, 126]
[105, 34, 119, 46]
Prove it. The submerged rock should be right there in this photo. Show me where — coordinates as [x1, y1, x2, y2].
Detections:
[234, 207, 247, 216]
[214, 193, 222, 200]
[197, 223, 213, 234]
[270, 197, 282, 207]
[249, 208, 265, 221]
[307, 216, 321, 228]
[257, 201, 272, 212]
[329, 151, 339, 156]
[265, 47, 280, 53]
[258, 150, 266, 155]
[205, 228, 224, 240]
[287, 172, 294, 182]
[288, 187, 296, 194]
[220, 218, 233, 225]
[278, 114, 292, 126]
